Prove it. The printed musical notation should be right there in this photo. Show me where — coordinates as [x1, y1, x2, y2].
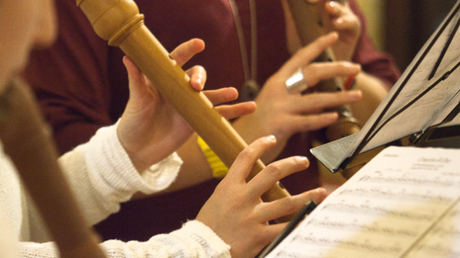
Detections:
[265, 147, 460, 258]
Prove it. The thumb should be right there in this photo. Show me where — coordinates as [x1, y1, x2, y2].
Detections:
[123, 56, 148, 100]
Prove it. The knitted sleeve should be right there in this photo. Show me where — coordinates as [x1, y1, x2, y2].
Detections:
[16, 122, 231, 257]
[56, 122, 183, 225]
[17, 221, 231, 258]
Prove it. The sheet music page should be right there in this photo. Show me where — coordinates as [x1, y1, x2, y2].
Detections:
[404, 200, 460, 258]
[266, 146, 460, 258]
[327, 1, 460, 170]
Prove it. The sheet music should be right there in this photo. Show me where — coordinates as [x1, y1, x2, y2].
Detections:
[404, 201, 460, 258]
[266, 146, 460, 258]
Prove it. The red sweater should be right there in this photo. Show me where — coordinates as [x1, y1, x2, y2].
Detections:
[24, 0, 400, 241]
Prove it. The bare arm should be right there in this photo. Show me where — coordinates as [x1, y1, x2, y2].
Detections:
[351, 71, 389, 124]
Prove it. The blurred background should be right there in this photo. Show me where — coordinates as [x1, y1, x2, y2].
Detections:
[355, 0, 457, 72]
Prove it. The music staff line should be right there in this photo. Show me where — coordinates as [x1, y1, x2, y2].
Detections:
[338, 187, 454, 203]
[321, 202, 440, 221]
[305, 218, 420, 237]
[358, 175, 460, 188]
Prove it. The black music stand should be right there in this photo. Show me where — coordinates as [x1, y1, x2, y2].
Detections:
[312, 0, 460, 174]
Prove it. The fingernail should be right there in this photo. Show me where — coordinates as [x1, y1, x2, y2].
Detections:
[266, 135, 276, 141]
[194, 74, 203, 84]
[327, 112, 339, 121]
[336, 18, 344, 25]
[316, 188, 325, 195]
[329, 1, 339, 12]
[348, 90, 362, 100]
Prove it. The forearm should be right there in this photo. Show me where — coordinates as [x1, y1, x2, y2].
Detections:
[350, 71, 389, 124]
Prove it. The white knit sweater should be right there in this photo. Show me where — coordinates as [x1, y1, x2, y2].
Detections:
[0, 124, 231, 258]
